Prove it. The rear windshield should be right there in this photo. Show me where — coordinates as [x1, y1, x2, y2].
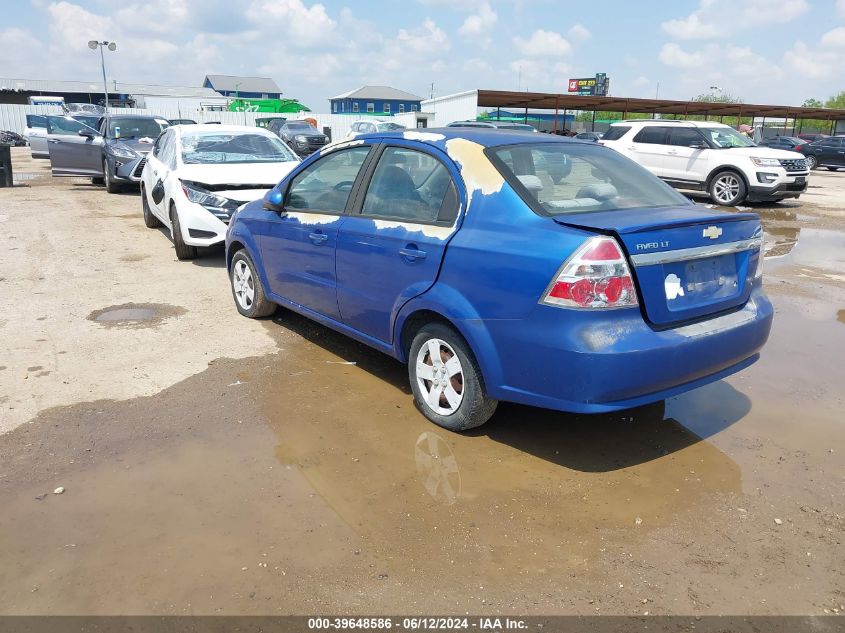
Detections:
[601, 126, 630, 141]
[488, 142, 690, 216]
[107, 118, 166, 139]
[181, 132, 298, 164]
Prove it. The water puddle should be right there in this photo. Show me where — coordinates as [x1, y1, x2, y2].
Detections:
[87, 302, 186, 328]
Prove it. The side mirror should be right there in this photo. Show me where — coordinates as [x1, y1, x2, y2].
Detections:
[689, 141, 707, 150]
[78, 129, 95, 138]
[263, 189, 284, 211]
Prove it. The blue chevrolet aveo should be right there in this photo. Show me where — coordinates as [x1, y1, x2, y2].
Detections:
[226, 129, 773, 431]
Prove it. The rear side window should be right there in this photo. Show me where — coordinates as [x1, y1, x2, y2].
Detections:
[601, 126, 630, 141]
[632, 126, 668, 144]
[668, 128, 705, 147]
[360, 147, 458, 225]
[488, 143, 689, 216]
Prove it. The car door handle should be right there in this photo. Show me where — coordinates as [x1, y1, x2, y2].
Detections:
[308, 232, 328, 245]
[399, 247, 427, 261]
[48, 139, 60, 144]
[667, 150, 678, 155]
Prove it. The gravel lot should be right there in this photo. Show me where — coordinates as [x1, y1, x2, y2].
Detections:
[0, 147, 843, 616]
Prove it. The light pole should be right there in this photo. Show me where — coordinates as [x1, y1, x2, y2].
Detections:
[235, 82, 247, 125]
[87, 40, 116, 116]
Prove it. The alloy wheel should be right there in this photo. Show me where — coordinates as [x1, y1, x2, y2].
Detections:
[415, 338, 465, 416]
[232, 260, 255, 310]
[713, 173, 740, 205]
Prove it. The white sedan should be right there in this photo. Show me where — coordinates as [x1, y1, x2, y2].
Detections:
[140, 124, 301, 259]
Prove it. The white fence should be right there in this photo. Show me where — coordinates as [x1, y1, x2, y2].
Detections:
[0, 103, 410, 141]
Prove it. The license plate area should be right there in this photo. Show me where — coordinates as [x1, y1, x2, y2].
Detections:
[663, 255, 739, 311]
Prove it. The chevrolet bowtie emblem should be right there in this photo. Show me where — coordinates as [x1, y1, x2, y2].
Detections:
[703, 226, 722, 240]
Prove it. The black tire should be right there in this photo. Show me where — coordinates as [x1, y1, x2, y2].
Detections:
[229, 250, 276, 318]
[141, 185, 162, 228]
[708, 169, 747, 207]
[806, 155, 818, 170]
[828, 166, 840, 172]
[103, 159, 121, 194]
[408, 323, 498, 432]
[170, 203, 197, 260]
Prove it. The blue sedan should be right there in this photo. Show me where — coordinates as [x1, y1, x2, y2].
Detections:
[225, 129, 772, 431]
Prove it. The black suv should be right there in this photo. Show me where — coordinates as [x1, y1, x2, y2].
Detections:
[799, 136, 845, 171]
[276, 121, 328, 157]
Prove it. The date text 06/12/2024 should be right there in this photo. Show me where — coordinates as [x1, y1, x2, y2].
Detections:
[307, 617, 528, 630]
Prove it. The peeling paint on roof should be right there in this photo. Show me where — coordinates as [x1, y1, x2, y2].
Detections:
[444, 138, 505, 207]
[319, 138, 365, 155]
[285, 212, 340, 226]
[403, 131, 446, 142]
[372, 220, 453, 240]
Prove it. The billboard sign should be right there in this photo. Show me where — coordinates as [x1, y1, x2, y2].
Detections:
[567, 73, 609, 96]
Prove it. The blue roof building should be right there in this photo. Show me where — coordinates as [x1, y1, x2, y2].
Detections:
[330, 85, 423, 115]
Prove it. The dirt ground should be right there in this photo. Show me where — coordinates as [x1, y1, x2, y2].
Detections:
[0, 148, 843, 616]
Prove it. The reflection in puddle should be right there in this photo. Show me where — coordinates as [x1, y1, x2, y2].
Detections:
[414, 432, 461, 505]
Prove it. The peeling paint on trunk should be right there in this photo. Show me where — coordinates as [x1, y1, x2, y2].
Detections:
[444, 138, 505, 209]
[371, 220, 453, 240]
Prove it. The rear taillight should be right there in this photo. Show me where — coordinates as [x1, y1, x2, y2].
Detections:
[795, 144, 804, 151]
[753, 226, 764, 279]
[541, 236, 639, 309]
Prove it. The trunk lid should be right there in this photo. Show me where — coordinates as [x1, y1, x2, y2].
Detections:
[555, 206, 762, 326]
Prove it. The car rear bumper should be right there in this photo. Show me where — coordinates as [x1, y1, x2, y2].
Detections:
[472, 286, 773, 413]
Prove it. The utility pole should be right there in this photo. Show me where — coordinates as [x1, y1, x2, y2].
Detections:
[88, 40, 116, 121]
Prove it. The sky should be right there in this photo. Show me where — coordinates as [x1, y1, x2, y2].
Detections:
[2, 0, 844, 110]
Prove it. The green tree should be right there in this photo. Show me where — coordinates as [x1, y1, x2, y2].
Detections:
[800, 97, 828, 133]
[824, 92, 845, 109]
[802, 98, 823, 108]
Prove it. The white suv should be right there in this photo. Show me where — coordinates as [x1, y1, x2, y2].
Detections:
[601, 120, 809, 206]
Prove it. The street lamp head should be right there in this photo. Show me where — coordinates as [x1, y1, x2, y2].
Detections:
[88, 40, 98, 50]
[107, 42, 116, 51]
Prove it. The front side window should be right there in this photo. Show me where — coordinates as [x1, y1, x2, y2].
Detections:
[360, 147, 459, 225]
[376, 122, 405, 132]
[489, 143, 690, 216]
[632, 126, 669, 145]
[286, 147, 371, 214]
[46, 116, 98, 135]
[180, 132, 297, 164]
[700, 126, 756, 148]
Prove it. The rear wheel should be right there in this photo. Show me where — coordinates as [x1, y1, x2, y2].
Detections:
[103, 159, 120, 194]
[409, 323, 498, 432]
[229, 250, 276, 318]
[805, 155, 818, 170]
[709, 170, 746, 207]
[141, 185, 162, 228]
[170, 203, 197, 260]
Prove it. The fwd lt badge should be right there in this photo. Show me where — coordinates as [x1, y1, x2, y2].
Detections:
[703, 226, 722, 240]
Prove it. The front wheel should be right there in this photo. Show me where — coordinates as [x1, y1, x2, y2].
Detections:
[805, 155, 818, 170]
[103, 159, 120, 194]
[409, 323, 498, 432]
[170, 204, 197, 260]
[229, 250, 276, 318]
[709, 170, 747, 207]
[141, 186, 162, 228]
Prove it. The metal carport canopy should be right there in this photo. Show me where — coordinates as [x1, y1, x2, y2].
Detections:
[476, 90, 845, 121]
